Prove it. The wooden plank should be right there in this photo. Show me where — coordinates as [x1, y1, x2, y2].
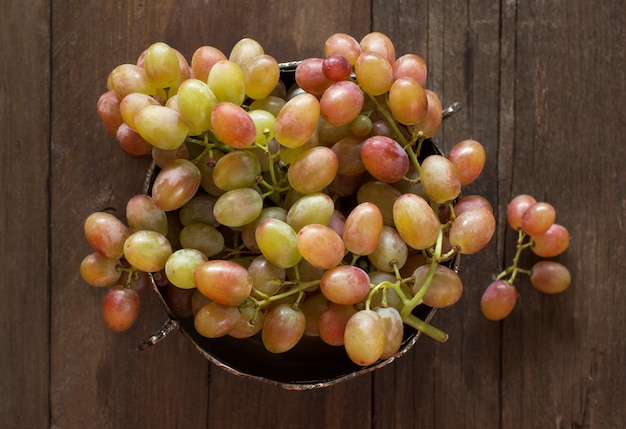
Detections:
[501, 1, 626, 428]
[0, 2, 50, 428]
[371, 1, 503, 427]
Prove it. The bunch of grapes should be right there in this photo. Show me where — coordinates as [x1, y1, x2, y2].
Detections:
[480, 195, 571, 321]
[80, 31, 559, 368]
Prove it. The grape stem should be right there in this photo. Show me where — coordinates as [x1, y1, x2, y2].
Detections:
[496, 228, 534, 284]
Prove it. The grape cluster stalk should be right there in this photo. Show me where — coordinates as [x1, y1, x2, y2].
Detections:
[81, 32, 571, 367]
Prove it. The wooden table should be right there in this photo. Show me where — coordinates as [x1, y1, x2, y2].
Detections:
[2, 1, 624, 428]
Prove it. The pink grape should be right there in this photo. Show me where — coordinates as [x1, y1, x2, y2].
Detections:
[262, 304, 306, 353]
[453, 195, 494, 217]
[420, 154, 462, 203]
[151, 158, 201, 211]
[344, 309, 386, 366]
[210, 102, 257, 148]
[360, 31, 396, 63]
[324, 33, 362, 66]
[520, 202, 556, 235]
[295, 58, 333, 96]
[320, 265, 371, 305]
[447, 139, 486, 186]
[342, 202, 384, 256]
[190, 45, 227, 82]
[449, 206, 496, 255]
[320, 80, 364, 126]
[480, 280, 518, 320]
[507, 194, 537, 230]
[102, 286, 140, 332]
[80, 252, 121, 287]
[274, 92, 320, 148]
[318, 303, 357, 346]
[412, 264, 463, 308]
[530, 260, 571, 294]
[388, 77, 428, 125]
[354, 51, 394, 96]
[194, 260, 253, 306]
[322, 54, 352, 81]
[297, 224, 345, 270]
[393, 53, 427, 85]
[287, 146, 339, 194]
[531, 223, 570, 257]
[108, 63, 156, 98]
[97, 90, 123, 136]
[84, 212, 130, 260]
[115, 123, 153, 158]
[361, 136, 409, 183]
[194, 301, 240, 338]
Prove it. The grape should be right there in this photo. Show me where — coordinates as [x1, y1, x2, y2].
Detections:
[412, 264, 463, 308]
[287, 146, 339, 194]
[213, 187, 263, 227]
[297, 224, 345, 270]
[331, 136, 366, 176]
[375, 306, 404, 359]
[328, 173, 363, 197]
[370, 119, 394, 137]
[324, 33, 362, 66]
[102, 285, 140, 332]
[119, 92, 160, 130]
[344, 309, 386, 366]
[134, 104, 188, 150]
[117, 263, 151, 296]
[115, 123, 153, 158]
[520, 202, 556, 235]
[278, 132, 319, 165]
[342, 202, 384, 256]
[179, 223, 224, 258]
[80, 252, 121, 287]
[453, 195, 493, 217]
[108, 63, 156, 98]
[531, 223, 570, 257]
[123, 230, 173, 272]
[126, 194, 168, 235]
[357, 180, 402, 226]
[388, 77, 428, 125]
[255, 218, 302, 269]
[207, 60, 246, 105]
[530, 260, 571, 294]
[178, 194, 218, 227]
[249, 96, 286, 118]
[393, 193, 440, 250]
[393, 53, 427, 85]
[143, 42, 181, 89]
[241, 206, 288, 251]
[247, 255, 286, 296]
[480, 280, 518, 320]
[449, 206, 496, 255]
[360, 31, 396, 63]
[248, 109, 276, 146]
[317, 118, 352, 145]
[194, 260, 253, 306]
[354, 51, 394, 96]
[368, 225, 408, 272]
[191, 289, 212, 316]
[447, 139, 486, 186]
[318, 303, 357, 346]
[175, 78, 218, 133]
[151, 158, 201, 211]
[301, 293, 329, 336]
[319, 81, 364, 126]
[507, 194, 537, 230]
[84, 212, 130, 260]
[320, 265, 371, 305]
[349, 114, 373, 138]
[151, 144, 189, 169]
[295, 58, 333, 96]
[420, 154, 462, 203]
[361, 136, 409, 183]
[413, 89, 443, 138]
[286, 192, 334, 232]
[243, 54, 280, 100]
[190, 45, 227, 83]
[228, 305, 266, 339]
[274, 92, 320, 148]
[164, 248, 208, 289]
[197, 150, 226, 197]
[322, 54, 352, 81]
[228, 37, 265, 70]
[210, 102, 257, 148]
[97, 90, 123, 136]
[212, 150, 261, 191]
[262, 304, 306, 353]
[194, 301, 240, 338]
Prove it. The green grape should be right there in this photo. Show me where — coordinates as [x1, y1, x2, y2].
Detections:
[480, 280, 517, 320]
[324, 33, 362, 66]
[210, 101, 257, 148]
[354, 52, 394, 96]
[164, 248, 208, 289]
[530, 260, 571, 294]
[388, 77, 428, 125]
[318, 302, 357, 346]
[319, 80, 364, 126]
[125, 194, 168, 235]
[375, 306, 404, 359]
[447, 139, 486, 186]
[97, 90, 123, 136]
[296, 224, 345, 270]
[119, 92, 160, 130]
[194, 301, 240, 338]
[142, 42, 181, 89]
[176, 78, 218, 133]
[190, 45, 227, 83]
[178, 194, 219, 227]
[241, 206, 288, 252]
[123, 230, 173, 273]
[393, 53, 427, 85]
[368, 225, 408, 272]
[360, 31, 396, 64]
[344, 309, 386, 366]
[521, 202, 556, 236]
[320, 265, 370, 305]
[243, 54, 280, 100]
[194, 260, 253, 306]
[412, 264, 463, 308]
[207, 60, 246, 105]
[531, 223, 570, 257]
[255, 218, 302, 269]
[108, 63, 156, 98]
[287, 146, 338, 194]
[80, 252, 121, 287]
[361, 136, 409, 183]
[213, 188, 263, 227]
[449, 206, 496, 255]
[342, 202, 384, 256]
[247, 255, 286, 296]
[102, 285, 140, 332]
[331, 136, 367, 176]
[229, 37, 265, 70]
[262, 304, 306, 353]
[212, 150, 261, 191]
[151, 158, 201, 211]
[393, 193, 440, 250]
[286, 192, 335, 232]
[247, 109, 276, 146]
[179, 222, 225, 258]
[84, 212, 130, 260]
[274, 92, 320, 148]
[295, 58, 334, 96]
[134, 104, 188, 150]
[349, 114, 373, 138]
[420, 154, 462, 203]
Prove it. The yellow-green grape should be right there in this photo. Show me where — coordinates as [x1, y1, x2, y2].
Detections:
[213, 188, 263, 227]
[133, 104, 188, 150]
[392, 193, 440, 250]
[165, 248, 208, 289]
[229, 37, 265, 71]
[123, 230, 173, 273]
[247, 109, 276, 145]
[212, 150, 261, 191]
[176, 78, 218, 133]
[286, 192, 335, 232]
[179, 223, 224, 258]
[207, 60, 246, 105]
[367, 225, 408, 272]
[243, 54, 280, 100]
[119, 92, 160, 130]
[143, 41, 181, 89]
[255, 218, 302, 269]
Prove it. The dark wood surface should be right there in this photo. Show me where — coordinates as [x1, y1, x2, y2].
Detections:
[2, 1, 624, 428]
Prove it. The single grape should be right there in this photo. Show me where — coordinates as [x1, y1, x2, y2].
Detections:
[388, 77, 428, 125]
[361, 136, 409, 183]
[319, 80, 364, 126]
[123, 230, 173, 273]
[448, 206, 496, 255]
[412, 264, 463, 308]
[287, 146, 339, 194]
[413, 89, 442, 138]
[318, 303, 357, 346]
[322, 54, 352, 81]
[210, 102, 257, 148]
[97, 90, 123, 136]
[115, 123, 153, 158]
[447, 139, 486, 186]
[360, 31, 396, 63]
[228, 37, 265, 70]
[531, 223, 570, 257]
[102, 285, 140, 332]
[178, 194, 218, 227]
[164, 248, 208, 289]
[331, 136, 367, 176]
[241, 206, 288, 252]
[190, 45, 227, 83]
[176, 78, 218, 133]
[84, 212, 130, 260]
[255, 218, 302, 269]
[349, 114, 373, 138]
[194, 301, 240, 338]
[212, 150, 261, 191]
[151, 158, 201, 211]
[194, 260, 253, 306]
[354, 51, 394, 96]
[134, 104, 188, 150]
[207, 60, 246, 105]
[320, 265, 371, 305]
[213, 187, 263, 228]
[228, 305, 266, 339]
[243, 54, 280, 100]
[368, 225, 408, 272]
[108, 63, 156, 98]
[142, 42, 181, 89]
[274, 92, 320, 148]
[393, 193, 440, 250]
[179, 222, 224, 258]
[453, 195, 493, 217]
[80, 252, 121, 287]
[374, 306, 404, 359]
[344, 309, 386, 366]
[262, 304, 306, 353]
[507, 194, 537, 230]
[520, 202, 556, 235]
[247, 255, 286, 297]
[530, 260, 571, 294]
[420, 154, 462, 203]
[480, 280, 518, 321]
[393, 53, 427, 85]
[126, 194, 168, 235]
[297, 224, 345, 270]
[286, 192, 335, 232]
[342, 202, 384, 256]
[356, 181, 402, 226]
[248, 109, 276, 146]
[301, 293, 329, 336]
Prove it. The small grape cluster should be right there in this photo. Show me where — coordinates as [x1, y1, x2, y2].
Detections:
[80, 31, 563, 368]
[480, 195, 571, 320]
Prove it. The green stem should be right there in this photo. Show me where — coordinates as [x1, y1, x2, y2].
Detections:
[403, 313, 449, 342]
